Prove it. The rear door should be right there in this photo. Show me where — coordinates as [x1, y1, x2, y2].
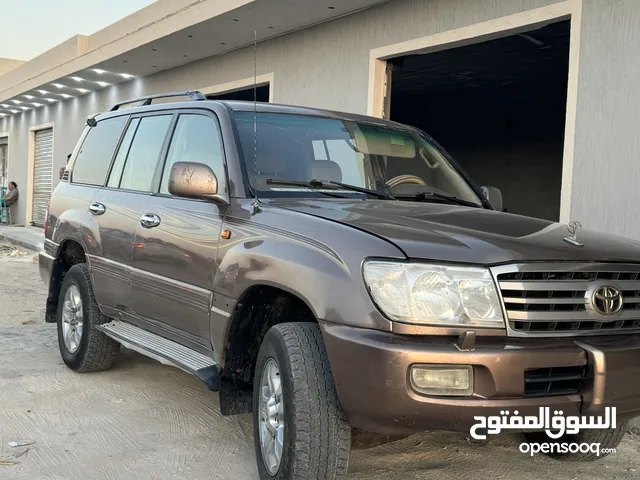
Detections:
[81, 113, 173, 317]
[130, 111, 228, 348]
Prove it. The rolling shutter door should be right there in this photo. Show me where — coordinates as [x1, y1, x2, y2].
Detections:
[32, 128, 53, 227]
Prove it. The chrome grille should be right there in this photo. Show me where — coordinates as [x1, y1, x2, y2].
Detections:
[491, 263, 640, 337]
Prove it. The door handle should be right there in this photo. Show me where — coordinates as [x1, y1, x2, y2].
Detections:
[140, 213, 161, 229]
[89, 202, 106, 216]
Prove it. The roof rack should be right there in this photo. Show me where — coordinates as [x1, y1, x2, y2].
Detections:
[109, 90, 206, 112]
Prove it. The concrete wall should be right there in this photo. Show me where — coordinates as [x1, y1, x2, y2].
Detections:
[0, 58, 25, 77]
[0, 0, 579, 226]
[569, 0, 640, 240]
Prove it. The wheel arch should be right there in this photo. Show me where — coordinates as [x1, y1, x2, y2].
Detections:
[45, 239, 88, 323]
[218, 284, 318, 415]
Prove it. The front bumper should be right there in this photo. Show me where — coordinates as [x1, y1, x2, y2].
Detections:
[319, 322, 640, 435]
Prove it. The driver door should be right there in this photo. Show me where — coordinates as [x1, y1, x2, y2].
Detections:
[130, 111, 228, 349]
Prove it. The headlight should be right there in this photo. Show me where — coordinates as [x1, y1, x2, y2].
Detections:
[363, 261, 504, 328]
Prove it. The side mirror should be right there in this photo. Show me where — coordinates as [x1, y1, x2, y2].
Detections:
[481, 185, 503, 212]
[168, 161, 226, 203]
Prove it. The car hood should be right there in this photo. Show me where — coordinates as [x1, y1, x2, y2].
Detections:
[266, 198, 640, 265]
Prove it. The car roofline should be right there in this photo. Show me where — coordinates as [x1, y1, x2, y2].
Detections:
[90, 99, 414, 131]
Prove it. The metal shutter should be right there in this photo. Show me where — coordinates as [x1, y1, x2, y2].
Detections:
[32, 128, 53, 227]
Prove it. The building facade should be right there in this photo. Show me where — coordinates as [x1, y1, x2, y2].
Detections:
[1, 0, 639, 239]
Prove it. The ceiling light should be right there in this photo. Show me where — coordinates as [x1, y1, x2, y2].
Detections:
[10, 109, 18, 113]
[95, 81, 110, 87]
[70, 76, 85, 82]
[23, 95, 35, 100]
[52, 83, 66, 89]
[119, 73, 134, 79]
[60, 93, 73, 99]
[32, 102, 43, 107]
[37, 89, 50, 95]
[1, 104, 9, 108]
[76, 88, 90, 93]
[92, 68, 108, 74]
[46, 98, 57, 103]
[19, 106, 30, 110]
[11, 100, 21, 104]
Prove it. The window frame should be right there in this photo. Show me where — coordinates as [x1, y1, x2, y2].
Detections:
[102, 111, 176, 194]
[150, 109, 230, 201]
[70, 114, 130, 187]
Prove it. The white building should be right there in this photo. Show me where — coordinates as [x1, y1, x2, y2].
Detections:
[0, 0, 638, 238]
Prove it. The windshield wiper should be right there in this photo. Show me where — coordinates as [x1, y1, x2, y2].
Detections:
[265, 179, 396, 200]
[397, 191, 482, 208]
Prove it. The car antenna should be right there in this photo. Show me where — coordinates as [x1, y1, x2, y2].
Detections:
[251, 29, 261, 215]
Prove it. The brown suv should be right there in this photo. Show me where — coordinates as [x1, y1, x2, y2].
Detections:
[40, 91, 640, 479]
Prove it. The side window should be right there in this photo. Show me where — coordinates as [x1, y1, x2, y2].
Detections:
[107, 118, 140, 188]
[72, 116, 128, 186]
[160, 114, 227, 195]
[119, 115, 172, 192]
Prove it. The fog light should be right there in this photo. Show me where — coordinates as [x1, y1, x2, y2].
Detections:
[410, 365, 473, 396]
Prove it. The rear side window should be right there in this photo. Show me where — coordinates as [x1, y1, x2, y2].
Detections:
[72, 116, 128, 186]
[118, 115, 172, 192]
[107, 118, 140, 188]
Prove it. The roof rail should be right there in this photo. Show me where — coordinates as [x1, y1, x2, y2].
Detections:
[109, 90, 207, 112]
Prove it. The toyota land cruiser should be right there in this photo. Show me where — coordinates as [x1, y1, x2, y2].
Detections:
[40, 91, 640, 479]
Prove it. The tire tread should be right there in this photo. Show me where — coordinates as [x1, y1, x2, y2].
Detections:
[254, 322, 350, 479]
[58, 264, 120, 373]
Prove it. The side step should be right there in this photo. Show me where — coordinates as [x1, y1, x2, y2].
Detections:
[97, 320, 220, 391]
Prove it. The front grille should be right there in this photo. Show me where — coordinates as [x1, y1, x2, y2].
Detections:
[492, 263, 640, 336]
[524, 366, 586, 397]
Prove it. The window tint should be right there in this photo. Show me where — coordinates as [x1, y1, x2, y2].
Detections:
[107, 118, 140, 188]
[72, 116, 127, 186]
[119, 115, 172, 192]
[160, 114, 226, 195]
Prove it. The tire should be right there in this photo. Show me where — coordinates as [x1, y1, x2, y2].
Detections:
[252, 322, 351, 480]
[524, 422, 627, 461]
[56, 263, 120, 372]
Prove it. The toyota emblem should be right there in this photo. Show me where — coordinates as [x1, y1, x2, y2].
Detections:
[591, 286, 623, 316]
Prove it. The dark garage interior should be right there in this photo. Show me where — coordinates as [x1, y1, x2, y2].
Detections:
[388, 20, 570, 221]
[206, 84, 270, 102]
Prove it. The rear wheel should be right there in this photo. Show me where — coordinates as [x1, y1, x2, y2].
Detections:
[57, 264, 120, 372]
[253, 322, 351, 479]
[524, 423, 627, 461]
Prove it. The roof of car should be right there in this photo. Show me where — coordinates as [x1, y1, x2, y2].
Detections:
[95, 98, 412, 131]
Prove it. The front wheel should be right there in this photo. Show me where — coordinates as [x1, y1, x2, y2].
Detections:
[252, 322, 351, 480]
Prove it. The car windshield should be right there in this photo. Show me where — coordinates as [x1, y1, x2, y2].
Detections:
[233, 111, 482, 204]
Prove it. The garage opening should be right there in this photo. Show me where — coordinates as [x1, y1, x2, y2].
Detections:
[388, 20, 570, 221]
[31, 128, 53, 227]
[206, 84, 270, 102]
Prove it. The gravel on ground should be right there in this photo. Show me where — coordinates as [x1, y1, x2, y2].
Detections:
[0, 248, 638, 479]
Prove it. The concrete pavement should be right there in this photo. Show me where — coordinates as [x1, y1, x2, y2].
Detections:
[0, 225, 44, 252]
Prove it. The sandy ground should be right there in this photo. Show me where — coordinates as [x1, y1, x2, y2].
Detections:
[0, 250, 639, 480]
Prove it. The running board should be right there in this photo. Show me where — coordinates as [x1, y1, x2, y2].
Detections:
[97, 320, 220, 391]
